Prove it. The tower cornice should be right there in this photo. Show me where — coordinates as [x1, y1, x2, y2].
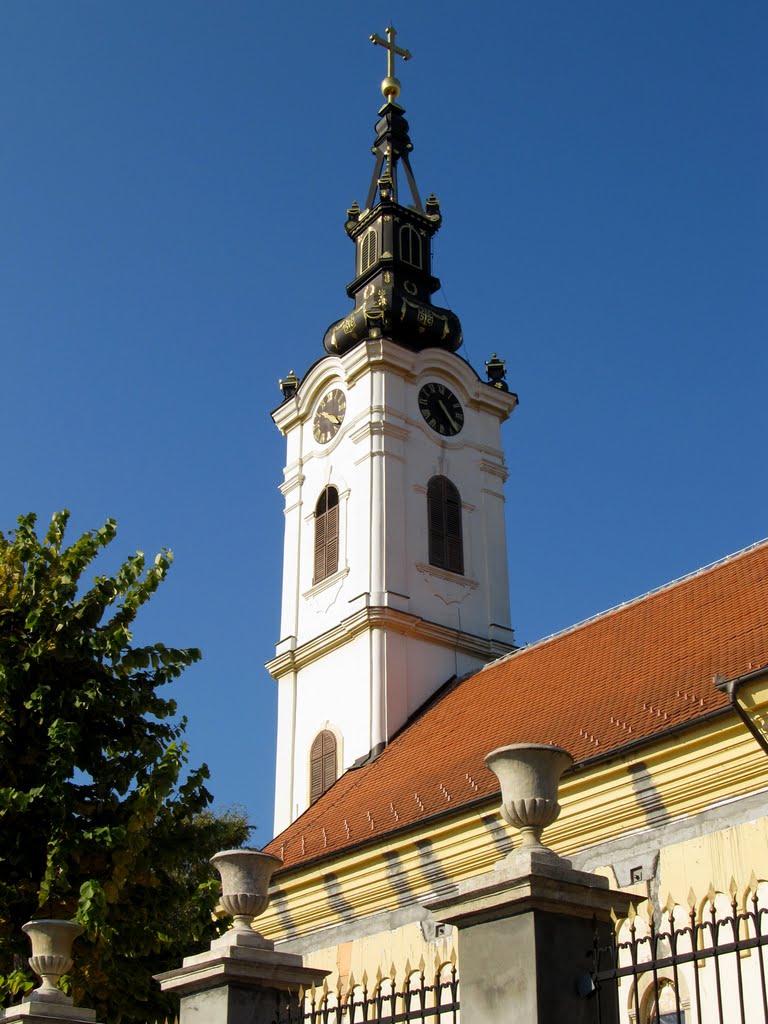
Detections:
[266, 605, 515, 682]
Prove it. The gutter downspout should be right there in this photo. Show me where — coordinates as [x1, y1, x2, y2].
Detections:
[715, 665, 768, 758]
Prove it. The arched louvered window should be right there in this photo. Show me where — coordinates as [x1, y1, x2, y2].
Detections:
[310, 729, 337, 803]
[399, 224, 422, 269]
[427, 476, 464, 575]
[360, 228, 378, 274]
[314, 486, 339, 584]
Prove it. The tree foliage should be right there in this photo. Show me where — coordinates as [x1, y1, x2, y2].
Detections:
[0, 512, 250, 1022]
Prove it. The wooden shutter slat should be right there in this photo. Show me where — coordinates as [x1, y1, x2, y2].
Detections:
[427, 476, 463, 576]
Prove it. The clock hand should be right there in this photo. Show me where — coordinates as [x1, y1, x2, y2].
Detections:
[438, 400, 459, 431]
[321, 412, 341, 424]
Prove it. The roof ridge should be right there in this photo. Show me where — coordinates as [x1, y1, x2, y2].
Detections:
[483, 536, 768, 674]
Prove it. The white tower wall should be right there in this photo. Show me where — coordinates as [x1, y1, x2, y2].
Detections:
[269, 338, 516, 835]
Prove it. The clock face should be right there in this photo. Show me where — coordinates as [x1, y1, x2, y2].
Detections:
[418, 382, 464, 436]
[313, 388, 347, 444]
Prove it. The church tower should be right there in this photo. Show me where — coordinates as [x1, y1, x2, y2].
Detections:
[268, 28, 518, 835]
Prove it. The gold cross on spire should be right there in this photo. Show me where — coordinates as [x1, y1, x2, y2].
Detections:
[370, 25, 412, 103]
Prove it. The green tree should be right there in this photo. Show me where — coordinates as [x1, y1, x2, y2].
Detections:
[0, 512, 250, 1022]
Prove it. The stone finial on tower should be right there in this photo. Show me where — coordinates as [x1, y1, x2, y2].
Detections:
[485, 353, 509, 392]
[279, 370, 300, 401]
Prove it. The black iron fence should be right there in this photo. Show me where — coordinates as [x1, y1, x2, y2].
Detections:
[590, 877, 768, 1023]
[274, 958, 459, 1024]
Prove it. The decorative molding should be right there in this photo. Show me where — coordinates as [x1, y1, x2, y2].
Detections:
[303, 487, 351, 524]
[265, 605, 513, 681]
[480, 486, 506, 501]
[348, 420, 411, 444]
[280, 470, 305, 497]
[466, 390, 518, 420]
[415, 563, 479, 605]
[478, 459, 509, 482]
[352, 450, 406, 468]
[302, 567, 350, 614]
[343, 338, 419, 387]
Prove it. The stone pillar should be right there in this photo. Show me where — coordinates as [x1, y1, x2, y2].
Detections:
[156, 849, 329, 1024]
[427, 849, 628, 1024]
[155, 931, 328, 1024]
[425, 744, 630, 1024]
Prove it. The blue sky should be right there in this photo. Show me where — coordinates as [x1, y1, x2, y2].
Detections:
[2, 2, 766, 842]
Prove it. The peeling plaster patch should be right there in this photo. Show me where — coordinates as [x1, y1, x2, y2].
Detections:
[611, 849, 660, 889]
[382, 849, 414, 907]
[324, 873, 355, 920]
[481, 813, 514, 857]
[415, 838, 458, 897]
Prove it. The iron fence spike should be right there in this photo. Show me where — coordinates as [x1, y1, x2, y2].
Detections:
[687, 886, 697, 909]
[708, 882, 717, 905]
[750, 870, 759, 893]
[644, 898, 654, 927]
[729, 876, 739, 899]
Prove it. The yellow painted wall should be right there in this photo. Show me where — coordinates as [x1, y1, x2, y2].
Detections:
[301, 921, 457, 997]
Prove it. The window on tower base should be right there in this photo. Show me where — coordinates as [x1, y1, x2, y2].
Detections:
[310, 730, 338, 803]
[427, 475, 464, 575]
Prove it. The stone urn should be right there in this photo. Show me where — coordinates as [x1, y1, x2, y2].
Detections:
[485, 743, 574, 854]
[210, 849, 282, 948]
[21, 919, 83, 1004]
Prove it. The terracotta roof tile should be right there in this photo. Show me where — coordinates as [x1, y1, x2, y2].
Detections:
[265, 540, 768, 871]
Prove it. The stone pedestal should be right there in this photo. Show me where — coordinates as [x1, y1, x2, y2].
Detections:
[0, 998, 97, 1023]
[156, 930, 329, 1024]
[427, 849, 631, 1024]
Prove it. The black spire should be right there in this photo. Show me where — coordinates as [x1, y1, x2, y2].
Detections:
[323, 34, 462, 357]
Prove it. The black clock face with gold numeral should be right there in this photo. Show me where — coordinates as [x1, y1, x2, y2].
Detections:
[313, 388, 347, 444]
[418, 382, 464, 436]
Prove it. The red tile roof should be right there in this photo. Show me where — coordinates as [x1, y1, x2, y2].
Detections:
[265, 540, 768, 871]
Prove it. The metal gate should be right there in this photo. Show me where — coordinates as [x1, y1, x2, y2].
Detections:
[274, 959, 459, 1024]
[590, 880, 768, 1023]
